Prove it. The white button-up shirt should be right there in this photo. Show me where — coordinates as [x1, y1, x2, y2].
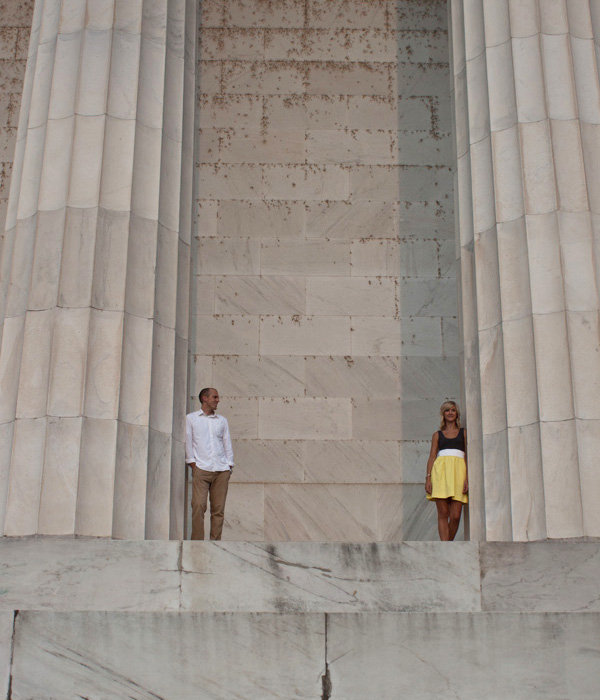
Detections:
[185, 410, 234, 472]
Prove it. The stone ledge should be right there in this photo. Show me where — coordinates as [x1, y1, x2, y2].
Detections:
[0, 538, 598, 613]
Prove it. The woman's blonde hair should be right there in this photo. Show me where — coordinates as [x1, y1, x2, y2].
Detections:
[439, 400, 461, 430]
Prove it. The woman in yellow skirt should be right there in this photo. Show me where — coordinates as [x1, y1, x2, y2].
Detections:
[425, 400, 468, 541]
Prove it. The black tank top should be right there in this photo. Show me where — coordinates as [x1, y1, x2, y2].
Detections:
[438, 427, 465, 452]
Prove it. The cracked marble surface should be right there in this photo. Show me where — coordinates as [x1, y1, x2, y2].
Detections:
[0, 539, 180, 611]
[481, 541, 600, 612]
[327, 612, 600, 699]
[10, 611, 324, 699]
[1, 539, 599, 698]
[2, 539, 600, 616]
[5, 608, 600, 699]
[0, 612, 12, 699]
[181, 541, 481, 612]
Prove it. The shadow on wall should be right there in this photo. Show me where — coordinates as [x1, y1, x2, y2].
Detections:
[395, 0, 462, 541]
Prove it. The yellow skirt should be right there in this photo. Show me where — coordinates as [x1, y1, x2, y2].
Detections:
[426, 453, 468, 503]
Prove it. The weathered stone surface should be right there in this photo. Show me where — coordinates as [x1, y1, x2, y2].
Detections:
[0, 0, 32, 238]
[263, 483, 377, 541]
[0, 611, 12, 699]
[212, 396, 258, 438]
[213, 355, 305, 397]
[481, 542, 600, 612]
[306, 276, 396, 316]
[194, 315, 259, 355]
[259, 397, 352, 440]
[377, 484, 445, 541]
[222, 483, 265, 541]
[10, 611, 324, 700]
[260, 315, 351, 355]
[4, 604, 600, 698]
[0, 539, 180, 612]
[181, 541, 481, 612]
[231, 438, 305, 482]
[303, 439, 400, 483]
[215, 275, 306, 314]
[327, 612, 600, 699]
[1, 539, 600, 615]
[305, 356, 401, 398]
[217, 199, 304, 238]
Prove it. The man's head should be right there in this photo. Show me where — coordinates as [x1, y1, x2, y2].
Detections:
[199, 387, 219, 414]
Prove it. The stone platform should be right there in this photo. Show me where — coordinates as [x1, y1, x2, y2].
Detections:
[1, 539, 599, 698]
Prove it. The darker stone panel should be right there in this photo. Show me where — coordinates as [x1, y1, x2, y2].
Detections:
[0, 0, 34, 28]
[0, 0, 34, 238]
[480, 541, 600, 612]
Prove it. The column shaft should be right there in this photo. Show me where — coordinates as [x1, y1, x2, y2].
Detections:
[452, 0, 600, 539]
[0, 0, 194, 538]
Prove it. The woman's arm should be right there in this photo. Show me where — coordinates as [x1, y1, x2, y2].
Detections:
[425, 431, 439, 494]
[463, 428, 469, 493]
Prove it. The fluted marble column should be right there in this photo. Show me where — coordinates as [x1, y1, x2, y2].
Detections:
[451, 0, 600, 540]
[0, 0, 196, 538]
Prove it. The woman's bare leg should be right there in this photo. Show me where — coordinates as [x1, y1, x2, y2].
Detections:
[435, 499, 450, 541]
[448, 500, 463, 541]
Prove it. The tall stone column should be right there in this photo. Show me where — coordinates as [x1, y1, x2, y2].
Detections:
[451, 0, 600, 540]
[0, 0, 196, 539]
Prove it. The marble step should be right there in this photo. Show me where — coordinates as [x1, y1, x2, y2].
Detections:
[2, 610, 599, 699]
[0, 538, 598, 614]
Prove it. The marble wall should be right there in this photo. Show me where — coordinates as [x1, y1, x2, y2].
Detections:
[192, 0, 459, 541]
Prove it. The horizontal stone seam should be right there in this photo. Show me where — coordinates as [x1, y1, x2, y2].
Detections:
[465, 48, 486, 63]
[476, 306, 598, 333]
[195, 163, 452, 170]
[481, 416, 588, 437]
[196, 92, 403, 99]
[3, 307, 179, 323]
[485, 31, 594, 43]
[468, 133, 491, 148]
[484, 39, 512, 50]
[27, 113, 138, 124]
[1, 415, 184, 427]
[206, 58, 420, 66]
[201, 28, 448, 36]
[50, 26, 157, 42]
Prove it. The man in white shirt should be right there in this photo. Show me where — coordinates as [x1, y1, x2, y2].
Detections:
[185, 387, 234, 540]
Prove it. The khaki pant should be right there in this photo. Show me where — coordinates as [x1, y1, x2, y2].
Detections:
[191, 467, 231, 540]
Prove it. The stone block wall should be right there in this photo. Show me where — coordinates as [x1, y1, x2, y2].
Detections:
[0, 1, 34, 239]
[191, 0, 459, 541]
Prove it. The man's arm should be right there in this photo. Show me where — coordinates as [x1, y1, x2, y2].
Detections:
[185, 414, 195, 466]
[223, 418, 234, 468]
